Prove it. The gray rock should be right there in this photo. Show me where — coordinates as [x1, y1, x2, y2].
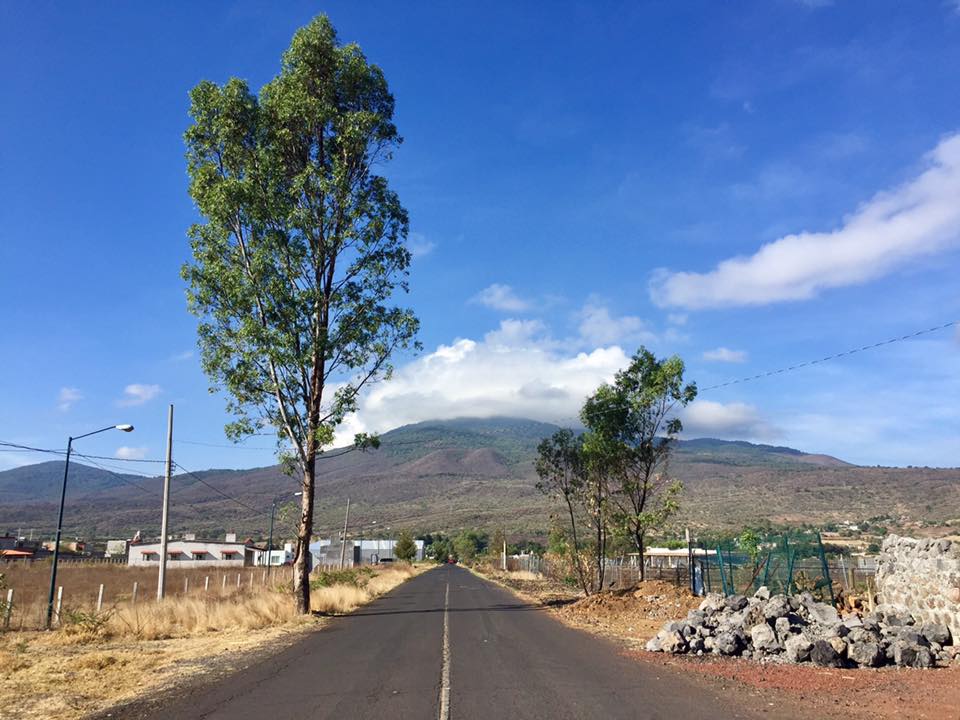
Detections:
[754, 585, 771, 601]
[842, 616, 864, 631]
[698, 593, 726, 614]
[645, 635, 662, 652]
[892, 640, 921, 667]
[774, 616, 793, 641]
[879, 607, 915, 627]
[804, 602, 840, 627]
[659, 630, 687, 654]
[764, 595, 792, 620]
[912, 647, 934, 669]
[921, 623, 952, 646]
[828, 636, 847, 658]
[725, 594, 748, 611]
[811, 639, 842, 667]
[750, 622, 780, 652]
[784, 633, 813, 663]
[848, 627, 882, 644]
[714, 631, 742, 655]
[847, 641, 883, 667]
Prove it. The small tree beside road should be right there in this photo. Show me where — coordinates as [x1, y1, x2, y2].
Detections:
[394, 531, 417, 563]
[582, 348, 696, 580]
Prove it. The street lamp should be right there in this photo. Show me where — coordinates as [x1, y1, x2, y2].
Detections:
[267, 491, 302, 578]
[46, 424, 134, 628]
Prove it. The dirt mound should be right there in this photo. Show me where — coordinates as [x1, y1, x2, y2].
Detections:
[553, 580, 702, 644]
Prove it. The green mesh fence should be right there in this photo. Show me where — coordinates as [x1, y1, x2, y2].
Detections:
[695, 530, 835, 603]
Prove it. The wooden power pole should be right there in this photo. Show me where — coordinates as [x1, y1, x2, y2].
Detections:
[339, 498, 351, 569]
[157, 404, 173, 600]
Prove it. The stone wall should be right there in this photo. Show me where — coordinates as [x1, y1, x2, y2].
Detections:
[876, 535, 960, 641]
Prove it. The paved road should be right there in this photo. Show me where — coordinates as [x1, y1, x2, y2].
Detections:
[114, 565, 768, 720]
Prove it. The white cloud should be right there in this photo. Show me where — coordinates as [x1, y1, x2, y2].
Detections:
[681, 400, 778, 440]
[667, 313, 688, 326]
[484, 319, 548, 348]
[407, 232, 436, 259]
[470, 283, 532, 312]
[576, 300, 654, 347]
[651, 133, 960, 309]
[170, 350, 193, 362]
[115, 446, 149, 460]
[335, 324, 632, 443]
[702, 347, 748, 363]
[118, 383, 161, 406]
[57, 387, 82, 412]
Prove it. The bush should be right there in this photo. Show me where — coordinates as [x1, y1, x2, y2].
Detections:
[395, 531, 417, 563]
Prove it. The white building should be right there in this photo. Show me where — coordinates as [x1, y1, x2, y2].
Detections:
[258, 542, 295, 567]
[128, 539, 256, 568]
[310, 538, 425, 566]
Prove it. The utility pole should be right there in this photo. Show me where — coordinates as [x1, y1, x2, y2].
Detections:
[267, 499, 277, 580]
[339, 498, 350, 569]
[157, 404, 173, 600]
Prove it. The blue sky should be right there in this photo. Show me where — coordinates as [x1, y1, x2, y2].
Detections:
[1, 1, 959, 474]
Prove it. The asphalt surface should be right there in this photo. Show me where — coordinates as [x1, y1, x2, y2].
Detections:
[114, 565, 768, 720]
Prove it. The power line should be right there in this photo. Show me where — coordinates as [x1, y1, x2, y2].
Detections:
[66, 454, 162, 498]
[172, 461, 265, 516]
[699, 319, 958, 392]
[556, 318, 959, 428]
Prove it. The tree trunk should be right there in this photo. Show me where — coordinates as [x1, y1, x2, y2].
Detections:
[637, 530, 646, 582]
[293, 458, 316, 614]
[564, 497, 590, 596]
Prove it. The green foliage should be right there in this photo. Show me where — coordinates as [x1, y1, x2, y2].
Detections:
[60, 606, 112, 633]
[181, 14, 419, 612]
[394, 530, 417, 562]
[488, 528, 506, 558]
[738, 528, 762, 567]
[427, 536, 454, 563]
[310, 566, 375, 589]
[452, 529, 488, 563]
[580, 347, 696, 577]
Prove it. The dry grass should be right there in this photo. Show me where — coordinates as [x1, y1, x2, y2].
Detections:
[1, 564, 429, 720]
[310, 563, 420, 614]
[505, 570, 541, 581]
[1, 562, 291, 630]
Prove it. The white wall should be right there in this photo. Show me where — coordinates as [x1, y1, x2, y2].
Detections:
[128, 540, 249, 567]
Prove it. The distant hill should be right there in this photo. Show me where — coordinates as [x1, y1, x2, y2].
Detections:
[0, 417, 956, 539]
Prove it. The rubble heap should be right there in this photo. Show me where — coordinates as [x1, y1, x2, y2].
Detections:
[645, 587, 958, 668]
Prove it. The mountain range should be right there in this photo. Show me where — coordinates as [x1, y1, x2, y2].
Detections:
[1, 417, 957, 540]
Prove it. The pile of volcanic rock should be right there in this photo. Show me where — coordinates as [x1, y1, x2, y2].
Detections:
[645, 586, 957, 668]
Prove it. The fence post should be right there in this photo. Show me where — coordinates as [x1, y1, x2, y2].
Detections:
[55, 586, 63, 626]
[205, 576, 210, 593]
[236, 573, 241, 588]
[132, 581, 139, 604]
[96, 584, 104, 613]
[249, 573, 253, 590]
[4, 588, 13, 629]
[184, 576, 189, 595]
[222, 574, 227, 590]
[262, 570, 266, 585]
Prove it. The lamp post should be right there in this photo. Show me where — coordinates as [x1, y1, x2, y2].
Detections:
[267, 491, 301, 578]
[46, 424, 133, 628]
